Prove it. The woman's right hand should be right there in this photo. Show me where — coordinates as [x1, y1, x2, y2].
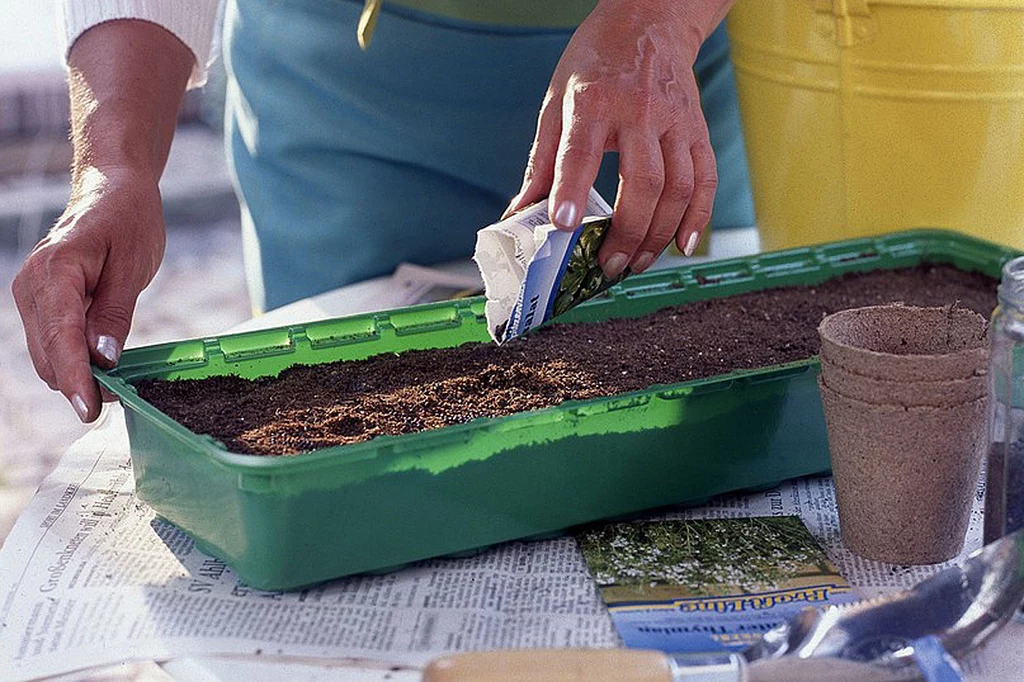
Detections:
[14, 18, 195, 423]
[12, 165, 167, 423]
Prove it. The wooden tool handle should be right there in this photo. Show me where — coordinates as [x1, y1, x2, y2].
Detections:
[422, 648, 904, 681]
[422, 649, 675, 682]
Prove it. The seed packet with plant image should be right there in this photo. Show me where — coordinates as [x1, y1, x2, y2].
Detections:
[576, 516, 856, 653]
[474, 188, 624, 344]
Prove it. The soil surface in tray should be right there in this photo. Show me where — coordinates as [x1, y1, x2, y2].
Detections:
[136, 264, 997, 456]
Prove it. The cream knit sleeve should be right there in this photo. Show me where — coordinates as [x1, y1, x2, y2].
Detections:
[60, 1, 222, 88]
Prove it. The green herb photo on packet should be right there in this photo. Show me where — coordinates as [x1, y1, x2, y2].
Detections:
[551, 216, 627, 318]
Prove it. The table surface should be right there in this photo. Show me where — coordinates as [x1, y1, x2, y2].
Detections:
[35, 227, 1024, 681]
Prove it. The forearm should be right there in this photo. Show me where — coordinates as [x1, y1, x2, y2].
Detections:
[68, 20, 193, 187]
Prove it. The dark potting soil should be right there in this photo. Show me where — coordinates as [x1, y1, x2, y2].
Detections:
[136, 264, 997, 456]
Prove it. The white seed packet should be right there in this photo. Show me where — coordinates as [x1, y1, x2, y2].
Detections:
[474, 188, 623, 344]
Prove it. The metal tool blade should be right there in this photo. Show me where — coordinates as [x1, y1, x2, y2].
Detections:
[743, 528, 1024, 676]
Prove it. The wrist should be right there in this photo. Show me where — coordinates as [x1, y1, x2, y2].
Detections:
[69, 162, 157, 203]
[71, 139, 161, 186]
[594, 0, 731, 59]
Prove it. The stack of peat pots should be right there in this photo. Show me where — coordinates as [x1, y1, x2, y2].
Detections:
[816, 304, 989, 564]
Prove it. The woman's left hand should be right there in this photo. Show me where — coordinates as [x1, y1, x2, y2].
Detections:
[506, 0, 733, 276]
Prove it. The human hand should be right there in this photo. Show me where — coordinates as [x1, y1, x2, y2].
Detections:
[12, 166, 166, 422]
[507, 0, 728, 277]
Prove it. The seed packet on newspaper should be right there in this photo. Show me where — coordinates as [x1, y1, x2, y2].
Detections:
[474, 188, 624, 344]
[577, 516, 856, 654]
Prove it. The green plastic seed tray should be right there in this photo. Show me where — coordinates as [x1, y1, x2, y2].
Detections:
[94, 229, 1019, 590]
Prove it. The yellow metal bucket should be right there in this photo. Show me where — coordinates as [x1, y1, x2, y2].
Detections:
[727, 0, 1024, 249]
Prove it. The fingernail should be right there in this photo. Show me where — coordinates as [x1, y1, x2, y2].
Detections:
[71, 394, 89, 422]
[96, 335, 121, 365]
[604, 252, 629, 278]
[684, 231, 701, 257]
[553, 201, 579, 230]
[502, 193, 522, 219]
[632, 251, 655, 273]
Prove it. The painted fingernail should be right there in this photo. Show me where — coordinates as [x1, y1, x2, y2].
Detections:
[96, 335, 121, 365]
[71, 394, 89, 422]
[684, 231, 701, 257]
[604, 252, 629, 278]
[502, 192, 523, 219]
[553, 201, 579, 230]
[632, 251, 655, 273]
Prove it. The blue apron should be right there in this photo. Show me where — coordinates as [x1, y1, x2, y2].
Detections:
[224, 0, 753, 311]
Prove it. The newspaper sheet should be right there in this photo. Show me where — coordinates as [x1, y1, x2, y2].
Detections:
[0, 408, 1019, 680]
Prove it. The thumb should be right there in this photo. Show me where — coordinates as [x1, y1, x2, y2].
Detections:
[85, 278, 139, 370]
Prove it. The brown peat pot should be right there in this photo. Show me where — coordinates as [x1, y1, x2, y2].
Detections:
[817, 304, 989, 564]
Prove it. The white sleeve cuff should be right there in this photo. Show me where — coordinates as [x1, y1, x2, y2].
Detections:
[61, 1, 222, 89]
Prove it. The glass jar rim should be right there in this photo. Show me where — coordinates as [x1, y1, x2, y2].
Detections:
[999, 256, 1024, 308]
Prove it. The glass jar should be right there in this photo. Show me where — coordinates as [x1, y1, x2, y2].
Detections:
[985, 256, 1024, 552]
